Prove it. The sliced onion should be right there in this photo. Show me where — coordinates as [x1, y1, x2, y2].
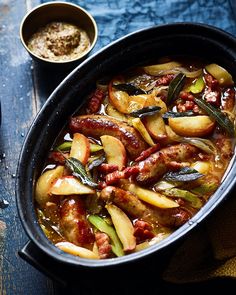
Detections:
[143, 61, 181, 75]
[182, 137, 217, 154]
[143, 62, 202, 78]
[177, 68, 202, 78]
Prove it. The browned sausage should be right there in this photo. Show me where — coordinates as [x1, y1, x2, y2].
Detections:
[136, 143, 198, 185]
[60, 196, 94, 248]
[100, 186, 191, 228]
[69, 115, 148, 159]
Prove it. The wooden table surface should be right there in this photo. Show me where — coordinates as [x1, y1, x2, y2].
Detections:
[1, 0, 236, 294]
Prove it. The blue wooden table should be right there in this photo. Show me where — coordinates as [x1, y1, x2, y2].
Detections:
[1, 0, 236, 294]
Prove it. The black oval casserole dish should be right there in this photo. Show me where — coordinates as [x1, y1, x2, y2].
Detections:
[16, 23, 236, 279]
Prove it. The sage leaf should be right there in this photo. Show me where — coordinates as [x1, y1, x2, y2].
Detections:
[163, 167, 204, 182]
[162, 111, 194, 118]
[166, 73, 186, 105]
[130, 106, 162, 118]
[65, 157, 98, 188]
[113, 83, 146, 95]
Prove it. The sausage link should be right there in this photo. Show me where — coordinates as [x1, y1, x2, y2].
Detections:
[69, 115, 148, 159]
[60, 196, 94, 248]
[100, 186, 191, 228]
[137, 143, 198, 185]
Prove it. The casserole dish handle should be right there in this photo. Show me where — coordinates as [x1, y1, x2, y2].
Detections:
[19, 241, 67, 286]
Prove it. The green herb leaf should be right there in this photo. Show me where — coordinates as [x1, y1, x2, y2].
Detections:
[130, 106, 161, 118]
[194, 97, 235, 136]
[166, 73, 186, 105]
[88, 215, 124, 257]
[65, 157, 98, 188]
[163, 167, 204, 182]
[162, 111, 194, 118]
[113, 83, 146, 95]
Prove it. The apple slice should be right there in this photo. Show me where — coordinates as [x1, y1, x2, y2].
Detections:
[70, 133, 90, 165]
[35, 166, 64, 208]
[106, 204, 136, 252]
[100, 135, 127, 170]
[50, 176, 95, 195]
[168, 115, 215, 137]
[131, 118, 155, 146]
[143, 113, 167, 141]
[106, 104, 128, 122]
[123, 183, 179, 209]
[56, 242, 99, 259]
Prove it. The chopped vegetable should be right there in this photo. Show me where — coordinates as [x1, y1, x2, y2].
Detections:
[56, 141, 103, 153]
[188, 76, 205, 93]
[194, 97, 235, 136]
[88, 215, 124, 257]
[56, 141, 72, 151]
[90, 143, 103, 152]
[166, 73, 186, 105]
[190, 182, 218, 195]
[163, 167, 204, 182]
[130, 106, 161, 118]
[182, 137, 217, 154]
[205, 63, 234, 87]
[65, 157, 98, 188]
[106, 204, 136, 251]
[163, 188, 202, 208]
[155, 180, 180, 190]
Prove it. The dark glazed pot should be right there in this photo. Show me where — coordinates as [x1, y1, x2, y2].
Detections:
[16, 23, 236, 284]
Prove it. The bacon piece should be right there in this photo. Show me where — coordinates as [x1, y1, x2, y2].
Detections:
[105, 166, 140, 185]
[134, 220, 155, 243]
[156, 74, 175, 86]
[95, 232, 112, 259]
[69, 115, 148, 159]
[134, 143, 161, 162]
[203, 73, 221, 107]
[86, 89, 105, 114]
[98, 164, 119, 174]
[60, 196, 94, 248]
